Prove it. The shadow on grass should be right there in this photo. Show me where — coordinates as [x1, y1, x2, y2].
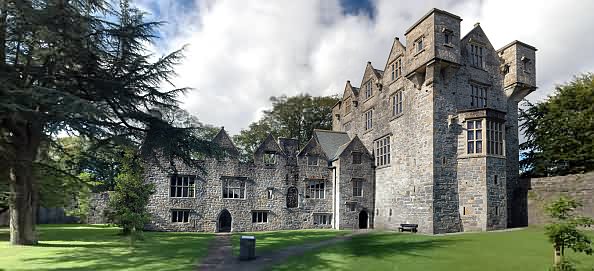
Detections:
[271, 232, 461, 271]
[232, 229, 349, 254]
[1, 225, 213, 271]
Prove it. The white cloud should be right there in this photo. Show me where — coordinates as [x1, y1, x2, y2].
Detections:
[146, 0, 594, 134]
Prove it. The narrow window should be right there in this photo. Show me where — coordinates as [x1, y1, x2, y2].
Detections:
[170, 176, 196, 198]
[305, 180, 325, 199]
[352, 179, 363, 197]
[376, 209, 379, 215]
[495, 206, 499, 216]
[267, 188, 274, 200]
[463, 207, 467, 216]
[397, 58, 402, 78]
[364, 109, 373, 130]
[286, 186, 298, 208]
[445, 32, 451, 44]
[389, 209, 392, 216]
[343, 121, 351, 132]
[348, 202, 356, 212]
[390, 62, 395, 80]
[365, 81, 373, 99]
[171, 210, 190, 223]
[345, 97, 352, 113]
[252, 211, 269, 223]
[391, 90, 403, 116]
[467, 120, 483, 154]
[471, 44, 484, 68]
[352, 152, 362, 164]
[374, 136, 390, 167]
[486, 120, 504, 155]
[307, 155, 318, 166]
[494, 175, 498, 185]
[415, 37, 424, 52]
[263, 152, 276, 165]
[470, 84, 487, 108]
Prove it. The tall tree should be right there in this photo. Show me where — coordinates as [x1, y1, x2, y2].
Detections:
[520, 73, 594, 177]
[0, 0, 219, 245]
[233, 94, 339, 161]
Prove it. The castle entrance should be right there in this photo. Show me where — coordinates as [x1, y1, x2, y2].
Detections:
[358, 210, 368, 229]
[218, 209, 232, 232]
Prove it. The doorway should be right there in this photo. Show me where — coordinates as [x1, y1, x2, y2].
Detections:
[218, 209, 232, 232]
[358, 210, 368, 229]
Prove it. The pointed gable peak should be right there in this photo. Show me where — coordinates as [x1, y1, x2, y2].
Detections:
[383, 37, 406, 71]
[212, 127, 239, 156]
[344, 80, 359, 97]
[462, 22, 493, 48]
[254, 133, 283, 155]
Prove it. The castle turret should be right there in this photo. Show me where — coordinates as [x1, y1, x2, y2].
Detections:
[498, 41, 537, 101]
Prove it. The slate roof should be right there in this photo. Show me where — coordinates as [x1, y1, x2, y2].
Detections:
[351, 86, 360, 96]
[313, 129, 351, 160]
[374, 69, 384, 78]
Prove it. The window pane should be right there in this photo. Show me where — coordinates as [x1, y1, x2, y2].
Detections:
[467, 131, 474, 140]
[476, 141, 483, 153]
[183, 211, 189, 222]
[468, 142, 474, 153]
[182, 187, 188, 197]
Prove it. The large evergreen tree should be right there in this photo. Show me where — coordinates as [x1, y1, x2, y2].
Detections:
[520, 73, 594, 177]
[0, 0, 219, 245]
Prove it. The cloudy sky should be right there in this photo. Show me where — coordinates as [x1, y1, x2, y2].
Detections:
[136, 0, 594, 135]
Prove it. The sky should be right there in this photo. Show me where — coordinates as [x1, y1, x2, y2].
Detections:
[135, 0, 594, 135]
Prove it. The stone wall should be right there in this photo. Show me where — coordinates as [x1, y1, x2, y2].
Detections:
[527, 172, 594, 225]
[88, 191, 111, 224]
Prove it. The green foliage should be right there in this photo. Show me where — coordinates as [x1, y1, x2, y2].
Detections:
[549, 260, 576, 271]
[544, 196, 594, 267]
[520, 73, 594, 177]
[108, 148, 155, 236]
[234, 94, 339, 161]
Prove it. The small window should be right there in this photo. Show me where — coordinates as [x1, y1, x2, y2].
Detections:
[470, 84, 487, 108]
[352, 152, 362, 164]
[390, 58, 402, 80]
[252, 211, 268, 223]
[364, 80, 373, 99]
[267, 188, 274, 200]
[463, 206, 467, 216]
[305, 179, 325, 199]
[376, 209, 379, 215]
[495, 206, 500, 216]
[364, 109, 373, 130]
[467, 120, 483, 154]
[470, 44, 484, 68]
[389, 209, 392, 216]
[494, 175, 498, 185]
[170, 176, 196, 198]
[392, 90, 403, 116]
[375, 136, 390, 167]
[263, 152, 276, 165]
[343, 121, 351, 132]
[344, 97, 352, 113]
[522, 57, 531, 72]
[171, 209, 190, 223]
[415, 37, 424, 52]
[445, 32, 451, 44]
[352, 179, 363, 197]
[313, 213, 332, 225]
[307, 155, 319, 166]
[348, 202, 356, 212]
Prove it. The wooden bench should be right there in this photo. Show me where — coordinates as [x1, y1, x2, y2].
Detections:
[398, 224, 418, 233]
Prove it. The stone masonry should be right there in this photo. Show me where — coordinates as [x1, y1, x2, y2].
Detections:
[332, 8, 536, 233]
[133, 8, 535, 234]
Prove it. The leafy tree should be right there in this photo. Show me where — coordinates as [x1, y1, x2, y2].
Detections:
[520, 73, 594, 177]
[108, 148, 154, 237]
[544, 196, 593, 269]
[234, 94, 339, 160]
[0, 0, 219, 245]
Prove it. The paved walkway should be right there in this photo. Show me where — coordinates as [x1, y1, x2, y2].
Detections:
[196, 230, 369, 271]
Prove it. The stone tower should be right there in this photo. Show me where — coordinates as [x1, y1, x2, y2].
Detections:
[331, 8, 536, 233]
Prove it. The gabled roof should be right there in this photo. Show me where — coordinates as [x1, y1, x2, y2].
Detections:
[212, 127, 239, 156]
[383, 37, 406, 72]
[461, 23, 494, 50]
[342, 80, 359, 98]
[331, 135, 371, 161]
[374, 69, 384, 78]
[254, 133, 283, 155]
[312, 129, 351, 160]
[360, 62, 382, 87]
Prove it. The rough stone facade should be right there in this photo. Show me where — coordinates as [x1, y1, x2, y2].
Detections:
[527, 172, 594, 225]
[331, 9, 536, 233]
[134, 8, 535, 234]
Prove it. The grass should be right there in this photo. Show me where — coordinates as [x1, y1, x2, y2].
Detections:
[231, 229, 350, 255]
[0, 224, 213, 271]
[270, 227, 594, 271]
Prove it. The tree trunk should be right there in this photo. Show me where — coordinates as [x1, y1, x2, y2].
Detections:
[8, 121, 42, 245]
[553, 245, 562, 265]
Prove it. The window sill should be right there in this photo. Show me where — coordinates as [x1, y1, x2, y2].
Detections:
[363, 95, 374, 103]
[470, 65, 487, 72]
[363, 128, 374, 135]
[443, 43, 454, 48]
[458, 154, 506, 159]
[169, 197, 197, 199]
[413, 48, 425, 57]
[171, 222, 190, 224]
[390, 113, 404, 122]
[376, 164, 391, 170]
[223, 198, 246, 200]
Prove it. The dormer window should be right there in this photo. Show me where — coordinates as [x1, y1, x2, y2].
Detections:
[263, 152, 276, 165]
[364, 80, 373, 99]
[415, 37, 424, 53]
[471, 44, 484, 68]
[442, 28, 454, 45]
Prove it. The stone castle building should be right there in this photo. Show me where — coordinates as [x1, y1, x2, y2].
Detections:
[143, 8, 536, 234]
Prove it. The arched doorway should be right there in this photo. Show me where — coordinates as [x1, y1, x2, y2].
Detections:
[286, 186, 298, 208]
[218, 209, 232, 232]
[358, 210, 368, 229]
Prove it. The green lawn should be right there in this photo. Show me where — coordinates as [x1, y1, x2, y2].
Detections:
[0, 224, 213, 271]
[231, 229, 350, 255]
[271, 228, 594, 271]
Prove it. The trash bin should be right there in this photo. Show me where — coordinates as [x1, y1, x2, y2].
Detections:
[240, 235, 256, 260]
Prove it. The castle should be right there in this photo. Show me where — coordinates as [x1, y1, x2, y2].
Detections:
[143, 8, 536, 234]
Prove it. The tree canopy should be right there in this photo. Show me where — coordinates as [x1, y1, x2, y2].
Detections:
[520, 73, 594, 177]
[0, 0, 219, 244]
[233, 94, 339, 160]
